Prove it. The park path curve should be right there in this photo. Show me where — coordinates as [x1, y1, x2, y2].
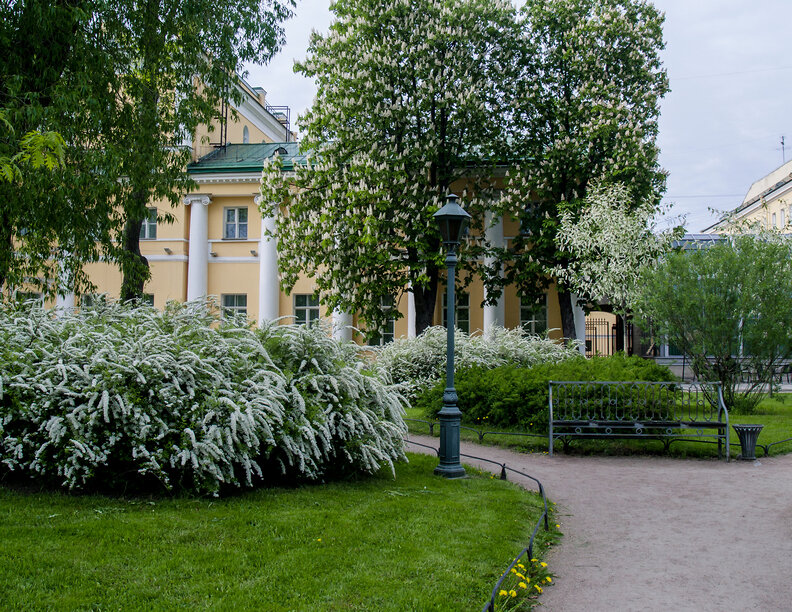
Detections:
[407, 434, 792, 612]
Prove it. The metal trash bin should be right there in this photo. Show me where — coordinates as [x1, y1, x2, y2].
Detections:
[732, 424, 764, 460]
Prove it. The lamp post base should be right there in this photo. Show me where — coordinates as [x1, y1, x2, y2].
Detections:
[435, 404, 466, 478]
[433, 463, 467, 478]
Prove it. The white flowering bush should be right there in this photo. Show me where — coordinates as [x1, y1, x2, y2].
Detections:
[372, 326, 580, 400]
[0, 300, 406, 495]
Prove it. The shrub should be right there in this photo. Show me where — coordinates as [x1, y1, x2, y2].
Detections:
[372, 326, 580, 400]
[0, 300, 406, 495]
[415, 353, 675, 432]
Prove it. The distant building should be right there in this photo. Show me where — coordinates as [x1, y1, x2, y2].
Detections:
[706, 160, 792, 232]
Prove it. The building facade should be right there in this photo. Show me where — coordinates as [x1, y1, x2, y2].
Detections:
[60, 82, 587, 345]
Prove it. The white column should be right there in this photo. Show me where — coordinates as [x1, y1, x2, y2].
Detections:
[572, 293, 587, 355]
[407, 284, 416, 338]
[256, 197, 280, 322]
[54, 255, 75, 315]
[184, 195, 211, 301]
[55, 291, 75, 314]
[332, 310, 354, 341]
[482, 210, 505, 333]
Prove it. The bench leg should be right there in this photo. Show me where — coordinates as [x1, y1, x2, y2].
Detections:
[549, 423, 553, 456]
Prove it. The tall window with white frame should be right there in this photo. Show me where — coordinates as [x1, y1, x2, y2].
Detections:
[442, 291, 470, 334]
[224, 207, 248, 239]
[221, 294, 247, 317]
[781, 208, 786, 229]
[140, 207, 157, 240]
[294, 294, 320, 326]
[520, 295, 547, 335]
[368, 296, 396, 345]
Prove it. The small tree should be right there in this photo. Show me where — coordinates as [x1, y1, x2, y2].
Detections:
[554, 182, 683, 349]
[633, 232, 792, 413]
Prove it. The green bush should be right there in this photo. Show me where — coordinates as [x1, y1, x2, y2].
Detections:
[415, 353, 675, 432]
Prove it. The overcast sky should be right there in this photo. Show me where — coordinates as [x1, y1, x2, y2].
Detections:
[246, 0, 792, 233]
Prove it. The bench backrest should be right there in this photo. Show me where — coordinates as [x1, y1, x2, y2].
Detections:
[548, 381, 728, 423]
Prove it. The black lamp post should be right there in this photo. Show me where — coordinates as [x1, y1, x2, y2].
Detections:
[432, 193, 470, 478]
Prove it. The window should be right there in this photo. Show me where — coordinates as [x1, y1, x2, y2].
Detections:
[295, 294, 320, 326]
[520, 295, 547, 335]
[781, 208, 786, 228]
[368, 297, 396, 346]
[222, 294, 247, 317]
[224, 207, 248, 239]
[442, 291, 469, 333]
[243, 125, 250, 143]
[140, 208, 157, 240]
[143, 293, 154, 306]
[772, 212, 777, 228]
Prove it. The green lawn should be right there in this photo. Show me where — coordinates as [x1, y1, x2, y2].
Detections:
[0, 453, 556, 611]
[407, 393, 792, 459]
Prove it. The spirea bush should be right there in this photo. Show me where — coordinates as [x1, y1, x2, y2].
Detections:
[372, 326, 580, 400]
[0, 300, 406, 495]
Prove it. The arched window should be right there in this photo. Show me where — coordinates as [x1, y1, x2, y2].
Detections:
[242, 125, 250, 143]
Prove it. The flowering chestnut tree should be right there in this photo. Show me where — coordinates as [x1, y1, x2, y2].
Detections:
[488, 0, 669, 340]
[259, 0, 518, 336]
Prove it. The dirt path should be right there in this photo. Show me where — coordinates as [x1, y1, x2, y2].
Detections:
[407, 434, 792, 612]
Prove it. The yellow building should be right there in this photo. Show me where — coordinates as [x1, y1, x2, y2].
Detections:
[63, 81, 586, 346]
[706, 159, 792, 232]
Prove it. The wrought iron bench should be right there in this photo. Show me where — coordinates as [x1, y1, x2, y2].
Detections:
[549, 381, 730, 461]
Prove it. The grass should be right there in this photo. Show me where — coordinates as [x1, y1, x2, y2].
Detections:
[407, 393, 792, 459]
[0, 453, 557, 611]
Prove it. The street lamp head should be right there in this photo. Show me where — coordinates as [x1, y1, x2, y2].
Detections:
[433, 193, 471, 248]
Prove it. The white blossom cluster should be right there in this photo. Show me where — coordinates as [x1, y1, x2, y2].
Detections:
[554, 182, 683, 311]
[0, 300, 406, 495]
[372, 325, 580, 400]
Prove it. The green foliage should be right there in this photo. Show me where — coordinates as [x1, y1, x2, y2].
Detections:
[0, 0, 294, 299]
[416, 354, 675, 431]
[633, 232, 792, 414]
[260, 0, 519, 334]
[0, 300, 406, 495]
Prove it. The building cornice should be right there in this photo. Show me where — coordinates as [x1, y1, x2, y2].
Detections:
[192, 173, 262, 184]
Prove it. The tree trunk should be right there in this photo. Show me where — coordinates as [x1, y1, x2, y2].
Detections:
[412, 268, 439, 336]
[557, 289, 577, 342]
[119, 199, 149, 302]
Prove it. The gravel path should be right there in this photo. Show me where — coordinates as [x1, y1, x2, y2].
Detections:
[407, 434, 792, 612]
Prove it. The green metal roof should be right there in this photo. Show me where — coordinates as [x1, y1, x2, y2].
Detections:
[187, 142, 307, 174]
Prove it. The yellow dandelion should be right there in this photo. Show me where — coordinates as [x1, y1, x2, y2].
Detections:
[535, 585, 543, 594]
[516, 572, 525, 580]
[540, 562, 548, 568]
[519, 582, 528, 589]
[531, 558, 537, 563]
[517, 563, 526, 570]
[499, 590, 508, 597]
[510, 568, 517, 574]
[509, 590, 517, 598]
[545, 577, 552, 583]
[316, 538, 322, 542]
[555, 524, 561, 529]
